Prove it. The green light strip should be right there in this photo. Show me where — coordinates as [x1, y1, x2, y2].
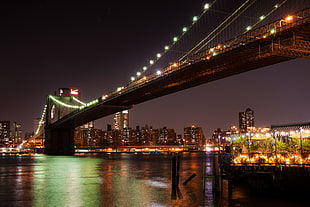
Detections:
[49, 95, 80, 109]
[72, 96, 86, 105]
[79, 99, 99, 110]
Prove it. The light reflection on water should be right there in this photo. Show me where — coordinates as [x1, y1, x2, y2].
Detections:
[0, 152, 308, 207]
[0, 152, 212, 207]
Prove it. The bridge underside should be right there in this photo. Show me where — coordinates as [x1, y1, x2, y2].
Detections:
[104, 21, 310, 106]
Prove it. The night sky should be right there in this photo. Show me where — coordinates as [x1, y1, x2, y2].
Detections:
[1, 0, 310, 137]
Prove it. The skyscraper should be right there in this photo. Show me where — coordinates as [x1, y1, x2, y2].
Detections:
[239, 108, 255, 132]
[113, 110, 129, 130]
[12, 122, 22, 144]
[0, 121, 10, 146]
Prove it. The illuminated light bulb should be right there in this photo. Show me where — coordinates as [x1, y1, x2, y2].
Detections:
[143, 76, 147, 80]
[136, 72, 141, 76]
[173, 37, 178, 42]
[164, 45, 169, 50]
[156, 53, 161, 58]
[285, 15, 293, 22]
[204, 3, 210, 10]
[149, 60, 154, 65]
[131, 76, 135, 81]
[246, 26, 252, 31]
[143, 66, 147, 71]
[260, 15, 265, 21]
[156, 70, 162, 75]
[102, 95, 108, 100]
[270, 29, 276, 34]
[192, 16, 198, 22]
[117, 87, 122, 91]
[182, 27, 187, 32]
[274, 4, 279, 8]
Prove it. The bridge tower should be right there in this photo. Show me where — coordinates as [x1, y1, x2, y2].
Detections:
[44, 88, 82, 155]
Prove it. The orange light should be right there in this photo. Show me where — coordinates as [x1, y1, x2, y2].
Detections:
[172, 63, 178, 67]
[285, 15, 293, 22]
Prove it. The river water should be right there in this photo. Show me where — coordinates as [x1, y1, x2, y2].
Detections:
[0, 152, 308, 207]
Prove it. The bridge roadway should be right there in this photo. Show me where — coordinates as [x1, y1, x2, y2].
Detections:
[45, 8, 310, 155]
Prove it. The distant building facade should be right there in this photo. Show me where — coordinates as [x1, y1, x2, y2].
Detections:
[0, 121, 10, 146]
[184, 125, 205, 145]
[113, 110, 129, 130]
[12, 122, 22, 144]
[239, 108, 254, 132]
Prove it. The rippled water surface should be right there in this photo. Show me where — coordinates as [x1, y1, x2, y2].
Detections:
[0, 152, 308, 207]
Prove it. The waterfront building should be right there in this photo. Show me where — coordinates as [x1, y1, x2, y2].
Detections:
[212, 128, 232, 146]
[239, 108, 255, 132]
[184, 125, 204, 145]
[113, 110, 129, 130]
[138, 125, 158, 145]
[157, 127, 176, 145]
[0, 121, 10, 146]
[12, 122, 22, 144]
[74, 121, 98, 148]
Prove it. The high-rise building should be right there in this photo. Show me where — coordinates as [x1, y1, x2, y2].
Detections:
[184, 125, 205, 145]
[0, 121, 10, 146]
[239, 108, 254, 132]
[113, 110, 129, 130]
[12, 122, 22, 144]
[158, 127, 176, 145]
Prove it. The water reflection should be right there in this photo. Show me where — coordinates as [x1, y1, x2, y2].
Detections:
[1, 152, 308, 207]
[33, 155, 101, 207]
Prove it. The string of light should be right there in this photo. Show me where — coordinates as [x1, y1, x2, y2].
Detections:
[244, 0, 288, 34]
[128, 1, 217, 83]
[49, 95, 81, 109]
[35, 105, 47, 135]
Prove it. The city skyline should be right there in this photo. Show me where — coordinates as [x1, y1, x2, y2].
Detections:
[1, 0, 310, 137]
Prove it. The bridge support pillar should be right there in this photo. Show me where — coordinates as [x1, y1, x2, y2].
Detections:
[44, 127, 75, 155]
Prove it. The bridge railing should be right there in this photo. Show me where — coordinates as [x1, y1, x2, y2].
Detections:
[101, 7, 310, 104]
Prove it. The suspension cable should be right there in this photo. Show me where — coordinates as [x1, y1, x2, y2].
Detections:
[178, 0, 256, 61]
